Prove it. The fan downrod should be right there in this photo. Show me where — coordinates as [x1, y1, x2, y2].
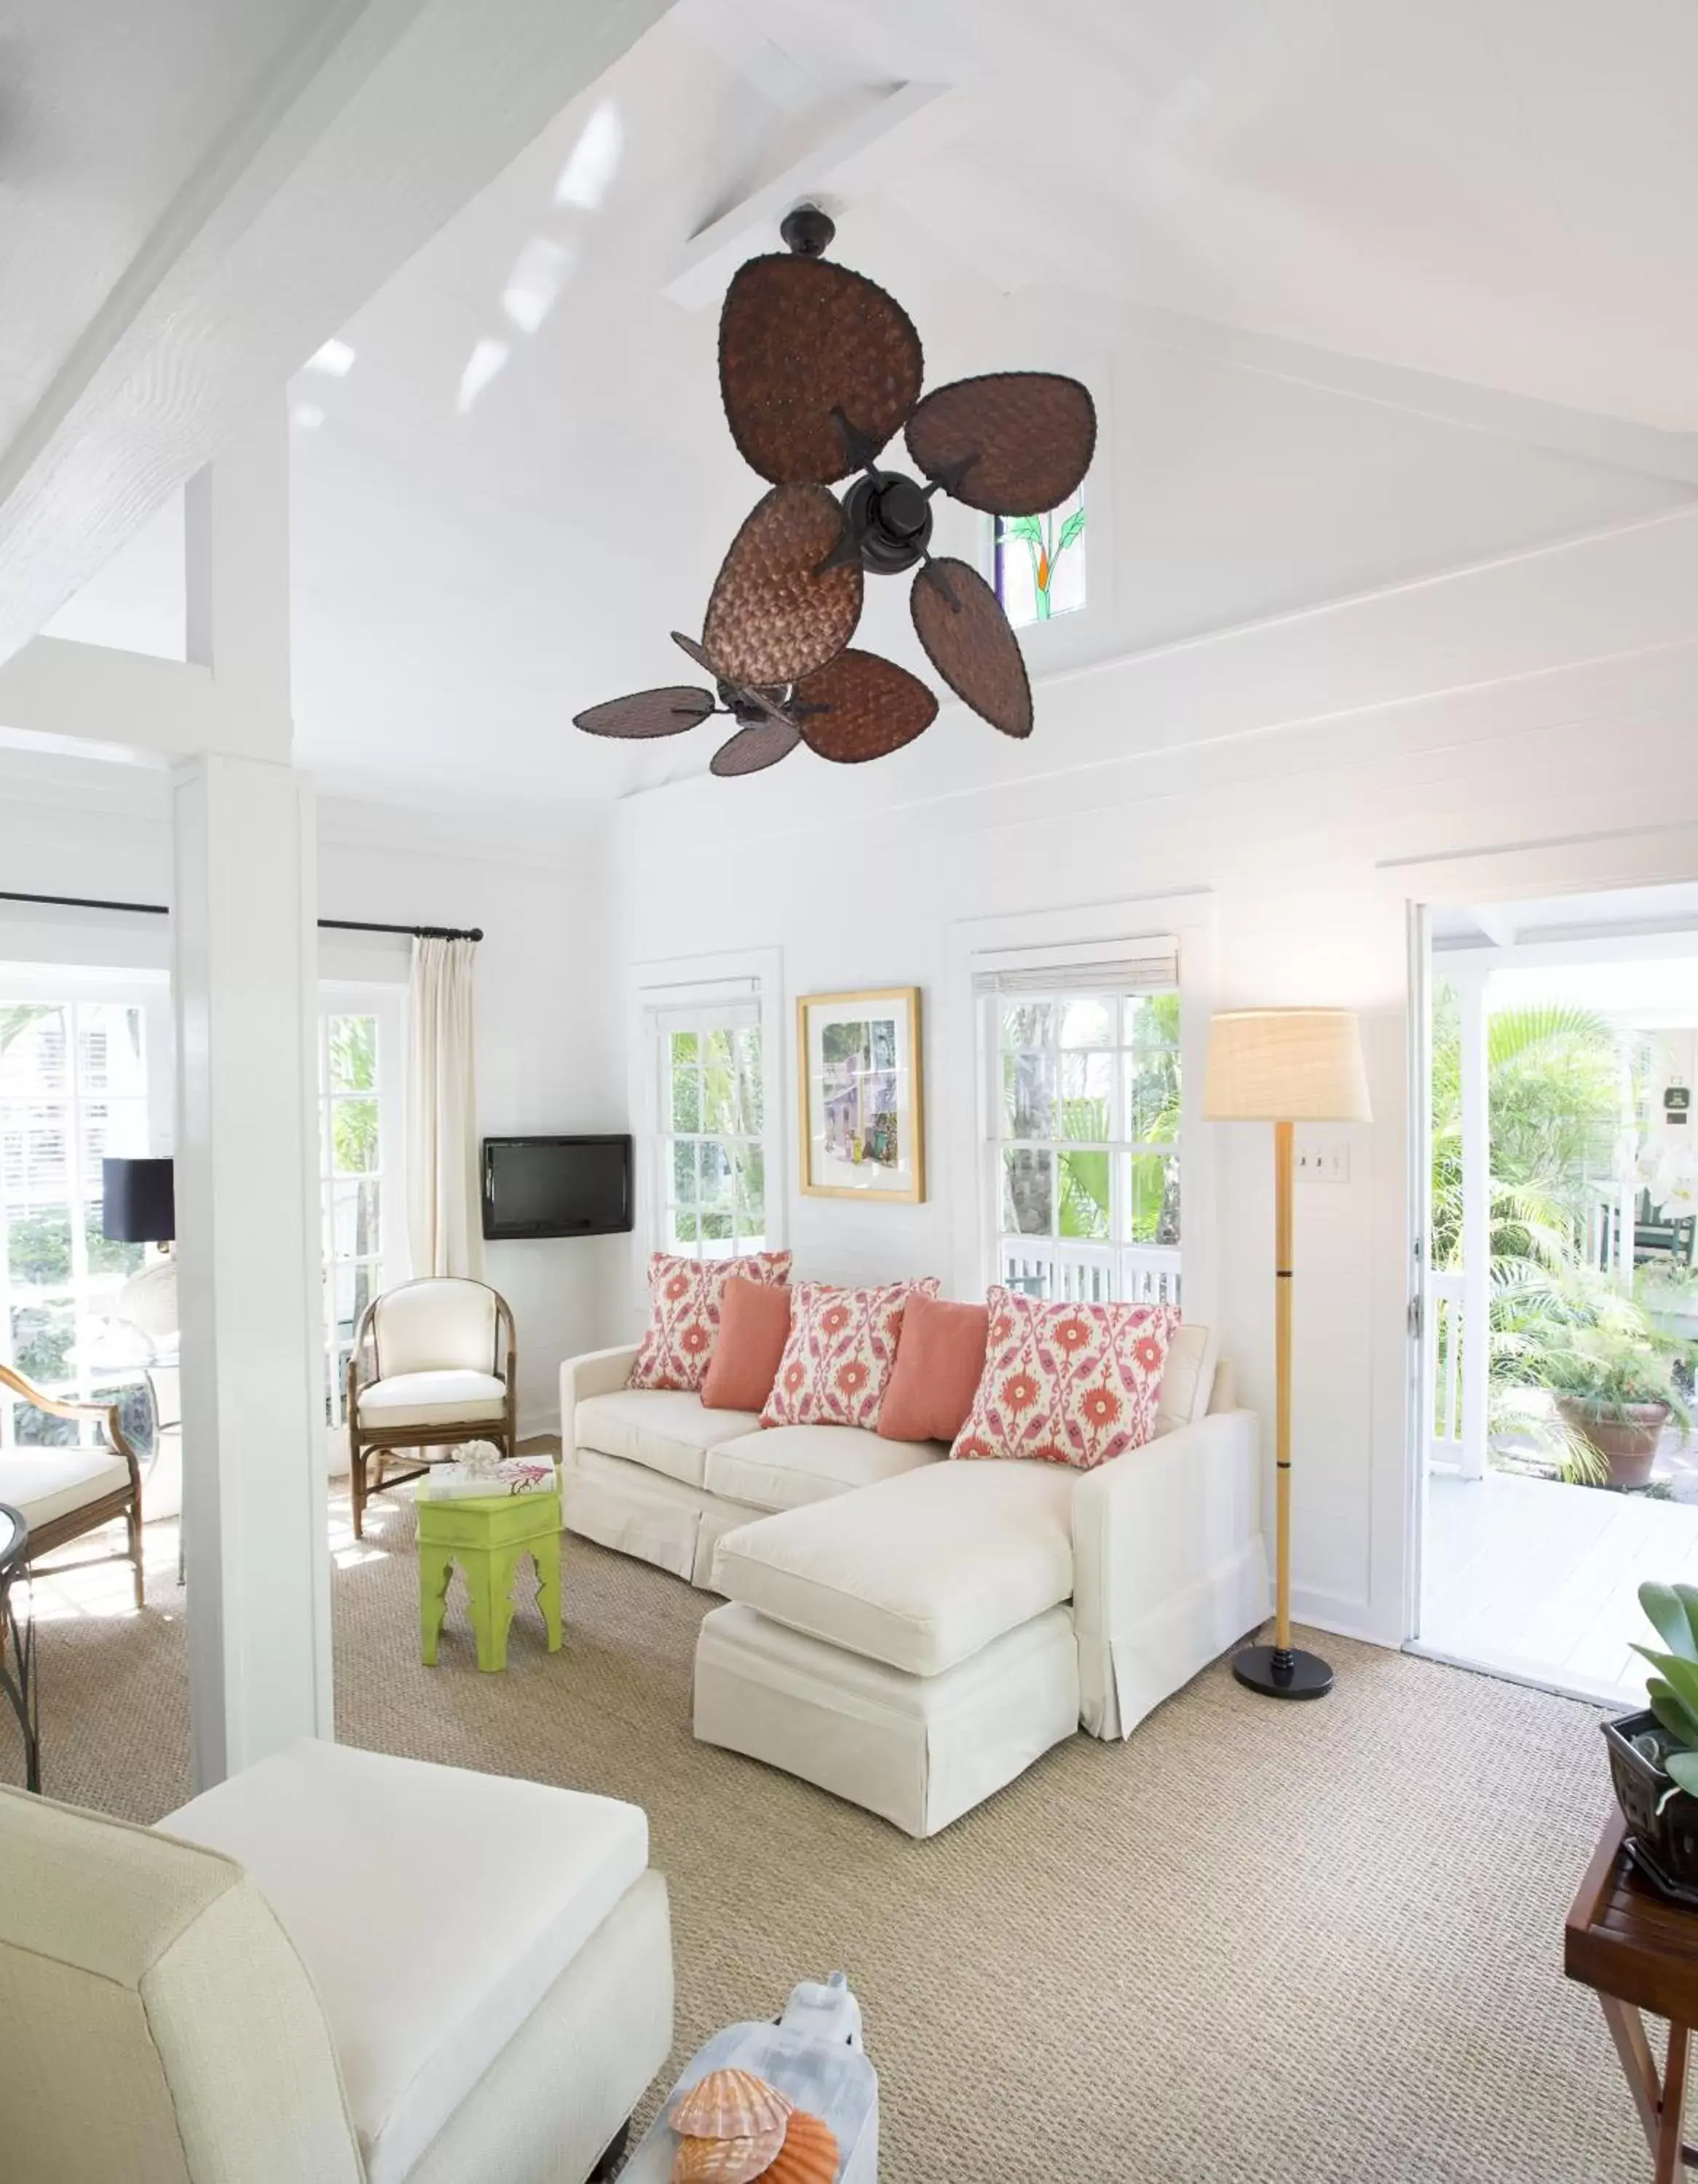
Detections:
[780, 202, 835, 258]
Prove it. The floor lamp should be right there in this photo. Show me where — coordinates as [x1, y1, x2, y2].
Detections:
[1205, 1008, 1371, 1700]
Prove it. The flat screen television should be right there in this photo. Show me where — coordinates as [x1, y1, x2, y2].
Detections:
[481, 1135, 633, 1240]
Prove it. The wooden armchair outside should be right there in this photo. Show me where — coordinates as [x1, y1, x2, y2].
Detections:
[0, 1363, 143, 1607]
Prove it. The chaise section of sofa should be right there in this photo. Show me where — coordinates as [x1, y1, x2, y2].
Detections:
[561, 1319, 1268, 1829]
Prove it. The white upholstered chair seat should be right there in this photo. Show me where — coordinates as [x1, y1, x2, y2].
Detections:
[573, 1390, 762, 1489]
[712, 1458, 1078, 1678]
[349, 1278, 516, 1536]
[703, 1423, 944, 1514]
[357, 1368, 508, 1430]
[0, 1443, 131, 1531]
[162, 1740, 654, 2184]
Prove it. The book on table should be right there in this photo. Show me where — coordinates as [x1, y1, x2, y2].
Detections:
[419, 1459, 556, 1501]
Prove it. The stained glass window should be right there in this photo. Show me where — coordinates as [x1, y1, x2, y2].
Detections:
[994, 487, 1086, 629]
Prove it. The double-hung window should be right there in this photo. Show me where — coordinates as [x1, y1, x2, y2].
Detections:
[0, 996, 155, 1447]
[979, 946, 1181, 1306]
[648, 991, 769, 1261]
[318, 989, 405, 1426]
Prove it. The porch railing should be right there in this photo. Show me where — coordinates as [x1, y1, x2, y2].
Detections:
[1000, 1242, 1182, 1309]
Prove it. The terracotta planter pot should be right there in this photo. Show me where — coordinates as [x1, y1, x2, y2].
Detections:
[1556, 1396, 1670, 1489]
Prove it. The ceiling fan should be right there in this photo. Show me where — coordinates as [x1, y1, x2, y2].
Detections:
[574, 204, 1096, 777]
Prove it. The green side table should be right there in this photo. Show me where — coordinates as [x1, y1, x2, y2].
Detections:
[417, 1487, 562, 1672]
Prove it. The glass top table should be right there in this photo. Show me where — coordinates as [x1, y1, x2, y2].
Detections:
[0, 1502, 39, 1794]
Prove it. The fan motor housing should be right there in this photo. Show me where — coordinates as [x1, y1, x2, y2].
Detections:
[842, 468, 933, 576]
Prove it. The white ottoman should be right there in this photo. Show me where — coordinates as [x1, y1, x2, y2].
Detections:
[695, 1460, 1085, 1836]
[162, 1738, 674, 2184]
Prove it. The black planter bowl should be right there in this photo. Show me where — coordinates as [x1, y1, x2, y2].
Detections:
[1604, 1708, 1698, 1905]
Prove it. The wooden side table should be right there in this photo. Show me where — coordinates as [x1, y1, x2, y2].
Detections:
[1567, 1813, 1698, 2181]
[417, 1488, 561, 1672]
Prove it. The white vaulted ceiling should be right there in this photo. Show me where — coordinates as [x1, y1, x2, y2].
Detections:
[0, 1, 339, 462]
[43, 0, 1698, 813]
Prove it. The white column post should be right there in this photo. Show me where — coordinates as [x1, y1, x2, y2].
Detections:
[171, 402, 331, 1789]
[1456, 968, 1490, 1483]
[173, 756, 331, 1785]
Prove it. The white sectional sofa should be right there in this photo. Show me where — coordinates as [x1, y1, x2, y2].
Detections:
[561, 1326, 1269, 1833]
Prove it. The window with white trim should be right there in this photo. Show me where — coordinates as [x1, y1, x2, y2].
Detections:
[649, 993, 769, 1261]
[0, 999, 154, 1446]
[319, 990, 405, 1426]
[979, 947, 1181, 1306]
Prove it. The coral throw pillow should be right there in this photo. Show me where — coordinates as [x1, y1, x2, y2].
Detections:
[628, 1251, 792, 1393]
[701, 1277, 794, 1412]
[951, 1289, 1178, 1471]
[877, 1295, 991, 1444]
[762, 1277, 941, 1431]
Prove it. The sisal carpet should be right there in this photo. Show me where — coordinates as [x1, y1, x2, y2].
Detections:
[2, 1497, 1648, 2184]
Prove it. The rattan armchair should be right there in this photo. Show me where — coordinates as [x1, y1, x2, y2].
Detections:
[0, 1363, 143, 1606]
[345, 1278, 518, 1537]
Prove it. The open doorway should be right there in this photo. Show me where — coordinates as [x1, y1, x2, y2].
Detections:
[1414, 886, 1698, 1705]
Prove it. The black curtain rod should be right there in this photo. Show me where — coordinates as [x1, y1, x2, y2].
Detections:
[319, 918, 484, 943]
[0, 890, 481, 943]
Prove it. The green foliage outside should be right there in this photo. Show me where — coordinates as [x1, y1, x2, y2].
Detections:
[1430, 984, 1689, 1482]
[1003, 993, 1181, 1249]
[669, 1026, 764, 1246]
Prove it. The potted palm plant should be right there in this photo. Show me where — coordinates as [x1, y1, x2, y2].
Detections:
[1493, 1265, 1689, 1488]
[1544, 1313, 1689, 1489]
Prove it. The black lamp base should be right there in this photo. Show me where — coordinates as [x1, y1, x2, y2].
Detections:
[1233, 1643, 1333, 1701]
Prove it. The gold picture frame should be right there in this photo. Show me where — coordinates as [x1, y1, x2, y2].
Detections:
[797, 986, 925, 1203]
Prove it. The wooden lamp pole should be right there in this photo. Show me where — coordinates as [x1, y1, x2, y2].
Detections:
[1205, 1010, 1371, 1701]
[1271, 1116, 1298, 1674]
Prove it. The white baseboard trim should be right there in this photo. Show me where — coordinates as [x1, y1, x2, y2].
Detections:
[1287, 1586, 1397, 1649]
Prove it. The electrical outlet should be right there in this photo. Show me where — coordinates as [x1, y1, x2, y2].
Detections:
[1296, 1140, 1350, 1185]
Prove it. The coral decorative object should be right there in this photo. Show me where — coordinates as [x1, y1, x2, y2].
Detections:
[671, 2123, 787, 2184]
[949, 1288, 1176, 1470]
[631, 1251, 793, 1392]
[761, 1278, 939, 1430]
[755, 2110, 840, 2184]
[672, 2068, 794, 2143]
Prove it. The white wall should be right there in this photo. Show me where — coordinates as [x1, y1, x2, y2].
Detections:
[317, 802, 625, 1431]
[0, 760, 619, 1433]
[615, 502, 1698, 1652]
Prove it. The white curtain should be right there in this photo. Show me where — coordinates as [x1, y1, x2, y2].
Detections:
[408, 936, 484, 1279]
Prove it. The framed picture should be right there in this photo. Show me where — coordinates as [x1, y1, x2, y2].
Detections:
[797, 987, 925, 1203]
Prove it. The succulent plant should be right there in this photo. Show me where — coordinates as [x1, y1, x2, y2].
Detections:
[1632, 1580, 1698, 1797]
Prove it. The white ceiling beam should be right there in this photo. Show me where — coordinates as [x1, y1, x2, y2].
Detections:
[663, 81, 952, 312]
[0, 0, 672, 665]
[1467, 903, 1520, 949]
[1, 404, 300, 765]
[1031, 289, 1698, 491]
[0, 636, 221, 759]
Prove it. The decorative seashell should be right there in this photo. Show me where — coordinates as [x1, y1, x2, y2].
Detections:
[672, 2124, 787, 2184]
[755, 2110, 840, 2184]
[672, 2068, 794, 2142]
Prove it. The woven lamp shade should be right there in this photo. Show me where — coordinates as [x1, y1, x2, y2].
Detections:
[1204, 1008, 1371, 1123]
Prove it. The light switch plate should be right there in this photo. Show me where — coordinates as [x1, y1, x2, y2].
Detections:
[1296, 1140, 1350, 1185]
